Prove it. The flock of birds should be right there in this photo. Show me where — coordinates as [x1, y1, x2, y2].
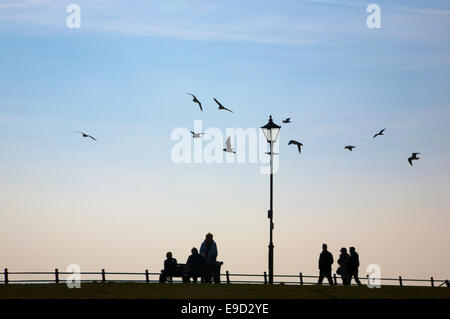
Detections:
[74, 94, 421, 166]
[186, 93, 237, 154]
[284, 126, 419, 166]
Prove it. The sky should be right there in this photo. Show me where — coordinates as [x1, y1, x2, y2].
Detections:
[0, 0, 449, 283]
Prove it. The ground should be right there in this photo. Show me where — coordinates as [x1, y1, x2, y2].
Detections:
[1, 283, 450, 299]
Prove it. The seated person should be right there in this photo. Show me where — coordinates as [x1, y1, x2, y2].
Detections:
[159, 251, 177, 283]
[185, 247, 205, 283]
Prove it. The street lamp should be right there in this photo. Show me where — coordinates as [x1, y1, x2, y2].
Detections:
[260, 115, 281, 284]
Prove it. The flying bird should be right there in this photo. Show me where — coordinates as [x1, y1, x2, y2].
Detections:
[186, 93, 202, 111]
[373, 129, 386, 138]
[74, 131, 96, 141]
[408, 153, 421, 166]
[214, 98, 234, 113]
[223, 136, 236, 154]
[345, 145, 356, 151]
[288, 140, 303, 154]
[190, 131, 205, 138]
[282, 118, 291, 123]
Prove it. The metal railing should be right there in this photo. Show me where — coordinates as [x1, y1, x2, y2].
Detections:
[1, 268, 448, 287]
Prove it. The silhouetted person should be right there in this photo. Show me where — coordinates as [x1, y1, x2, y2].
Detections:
[160, 251, 177, 283]
[200, 233, 218, 264]
[338, 247, 350, 285]
[164, 251, 177, 271]
[187, 247, 205, 265]
[185, 247, 205, 283]
[348, 247, 362, 286]
[200, 233, 219, 283]
[318, 243, 334, 285]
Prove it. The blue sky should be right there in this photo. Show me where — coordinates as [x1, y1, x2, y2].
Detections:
[0, 0, 449, 280]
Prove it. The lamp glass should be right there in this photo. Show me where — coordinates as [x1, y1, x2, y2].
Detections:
[261, 116, 281, 143]
[270, 127, 280, 143]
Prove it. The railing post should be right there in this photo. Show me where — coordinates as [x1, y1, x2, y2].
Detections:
[431, 277, 434, 287]
[264, 272, 267, 284]
[145, 269, 149, 284]
[4, 268, 8, 285]
[333, 274, 337, 285]
[101, 269, 106, 283]
[55, 268, 59, 284]
[226, 271, 230, 284]
[299, 272, 303, 285]
[399, 276, 403, 287]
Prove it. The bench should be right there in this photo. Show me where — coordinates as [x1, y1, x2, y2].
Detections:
[159, 262, 223, 283]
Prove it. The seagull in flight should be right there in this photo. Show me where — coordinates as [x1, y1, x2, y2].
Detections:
[214, 98, 234, 113]
[186, 93, 202, 111]
[373, 129, 386, 138]
[345, 145, 356, 151]
[74, 131, 96, 141]
[190, 131, 205, 138]
[223, 136, 236, 154]
[408, 153, 421, 166]
[288, 140, 303, 154]
[282, 118, 291, 123]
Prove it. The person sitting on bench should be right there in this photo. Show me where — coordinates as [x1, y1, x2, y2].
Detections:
[185, 247, 205, 283]
[160, 251, 177, 283]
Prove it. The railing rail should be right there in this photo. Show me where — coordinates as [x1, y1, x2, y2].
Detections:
[0, 268, 448, 287]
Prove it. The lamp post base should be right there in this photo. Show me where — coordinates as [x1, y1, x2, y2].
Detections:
[268, 243, 274, 284]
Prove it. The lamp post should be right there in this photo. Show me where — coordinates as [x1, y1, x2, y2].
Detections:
[260, 115, 281, 284]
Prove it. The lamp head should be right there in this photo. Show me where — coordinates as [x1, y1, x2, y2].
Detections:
[261, 115, 281, 143]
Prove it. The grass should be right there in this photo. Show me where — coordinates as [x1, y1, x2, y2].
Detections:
[0, 283, 450, 299]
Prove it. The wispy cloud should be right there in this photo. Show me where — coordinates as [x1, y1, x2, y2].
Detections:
[91, 18, 317, 45]
[307, 0, 365, 9]
[0, 0, 53, 9]
[307, 0, 450, 16]
[393, 59, 450, 71]
[0, 0, 320, 44]
[0, 0, 449, 46]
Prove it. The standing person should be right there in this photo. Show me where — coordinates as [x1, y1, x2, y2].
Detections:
[348, 247, 362, 286]
[185, 247, 205, 283]
[318, 243, 334, 285]
[200, 233, 218, 264]
[200, 233, 218, 283]
[337, 247, 350, 285]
